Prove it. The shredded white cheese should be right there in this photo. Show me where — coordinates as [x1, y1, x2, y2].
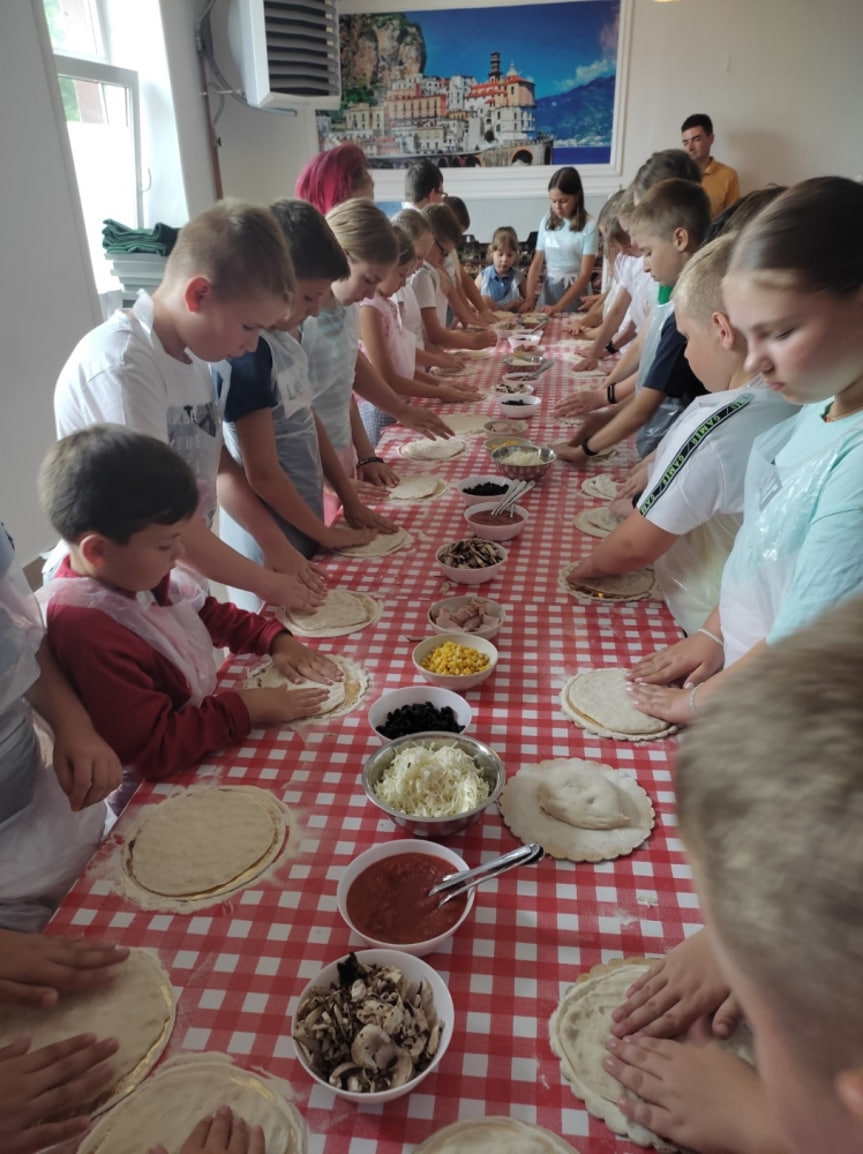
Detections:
[504, 449, 544, 466]
[374, 744, 491, 817]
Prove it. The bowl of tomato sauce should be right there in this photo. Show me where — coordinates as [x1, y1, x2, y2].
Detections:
[337, 840, 475, 957]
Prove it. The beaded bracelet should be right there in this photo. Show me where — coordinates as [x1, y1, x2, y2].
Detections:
[356, 456, 385, 468]
[689, 684, 701, 717]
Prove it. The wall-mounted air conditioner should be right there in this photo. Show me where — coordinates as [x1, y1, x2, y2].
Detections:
[228, 0, 341, 110]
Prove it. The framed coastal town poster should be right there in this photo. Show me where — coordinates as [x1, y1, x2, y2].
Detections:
[320, 0, 631, 199]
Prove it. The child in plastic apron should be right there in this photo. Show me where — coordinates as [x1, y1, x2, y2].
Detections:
[0, 528, 106, 931]
[523, 166, 598, 316]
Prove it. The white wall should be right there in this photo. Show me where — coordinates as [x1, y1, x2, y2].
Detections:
[0, 0, 102, 564]
[202, 0, 863, 235]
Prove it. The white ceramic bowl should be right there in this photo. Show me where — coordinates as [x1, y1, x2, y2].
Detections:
[496, 394, 541, 420]
[494, 379, 535, 396]
[368, 686, 472, 744]
[455, 475, 513, 507]
[506, 331, 542, 349]
[362, 732, 505, 838]
[336, 839, 474, 956]
[436, 540, 507, 586]
[464, 501, 529, 542]
[291, 948, 454, 1103]
[427, 595, 505, 640]
[412, 633, 498, 690]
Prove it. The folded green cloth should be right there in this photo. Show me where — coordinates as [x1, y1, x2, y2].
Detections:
[102, 219, 179, 256]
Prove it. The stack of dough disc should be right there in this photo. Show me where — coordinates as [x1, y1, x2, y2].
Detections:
[550, 959, 755, 1153]
[123, 786, 288, 909]
[0, 948, 175, 1116]
[334, 525, 413, 557]
[387, 473, 448, 502]
[561, 566, 655, 603]
[560, 669, 676, 742]
[277, 588, 380, 637]
[401, 437, 467, 461]
[573, 505, 624, 538]
[414, 1117, 580, 1153]
[499, 758, 654, 862]
[78, 1054, 307, 1154]
[580, 475, 620, 500]
[458, 347, 494, 360]
[245, 654, 368, 721]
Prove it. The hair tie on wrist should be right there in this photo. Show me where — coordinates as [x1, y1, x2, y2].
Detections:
[580, 437, 599, 457]
[356, 455, 385, 468]
[606, 382, 617, 405]
[697, 627, 723, 647]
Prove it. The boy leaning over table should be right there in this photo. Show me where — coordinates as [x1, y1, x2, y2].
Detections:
[603, 597, 863, 1154]
[565, 235, 797, 637]
[37, 425, 341, 811]
[553, 178, 711, 466]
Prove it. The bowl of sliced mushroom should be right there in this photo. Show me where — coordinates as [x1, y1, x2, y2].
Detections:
[291, 949, 454, 1102]
[436, 538, 507, 585]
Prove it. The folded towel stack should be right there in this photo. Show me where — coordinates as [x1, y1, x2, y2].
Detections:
[102, 219, 179, 256]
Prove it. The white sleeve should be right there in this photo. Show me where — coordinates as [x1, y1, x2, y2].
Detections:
[411, 267, 438, 312]
[55, 338, 169, 443]
[639, 440, 726, 535]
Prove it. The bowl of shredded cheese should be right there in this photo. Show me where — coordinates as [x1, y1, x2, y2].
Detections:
[362, 733, 505, 838]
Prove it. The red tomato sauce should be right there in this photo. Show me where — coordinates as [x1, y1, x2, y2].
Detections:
[346, 853, 467, 944]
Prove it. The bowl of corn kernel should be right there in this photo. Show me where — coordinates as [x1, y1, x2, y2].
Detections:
[411, 633, 498, 690]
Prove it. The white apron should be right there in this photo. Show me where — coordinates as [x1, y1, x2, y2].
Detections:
[303, 300, 359, 453]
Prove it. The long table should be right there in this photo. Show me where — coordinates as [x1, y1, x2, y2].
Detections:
[50, 323, 700, 1153]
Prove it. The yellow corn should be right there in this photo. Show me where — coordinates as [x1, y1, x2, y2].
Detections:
[421, 641, 490, 676]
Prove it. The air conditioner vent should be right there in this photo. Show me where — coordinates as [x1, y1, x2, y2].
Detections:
[228, 0, 341, 110]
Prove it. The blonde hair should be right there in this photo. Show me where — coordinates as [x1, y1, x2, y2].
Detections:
[677, 595, 863, 1083]
[326, 198, 398, 266]
[391, 223, 416, 267]
[392, 207, 432, 243]
[487, 226, 519, 261]
[672, 235, 735, 328]
[165, 200, 294, 304]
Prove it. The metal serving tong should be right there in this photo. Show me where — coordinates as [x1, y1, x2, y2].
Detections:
[428, 843, 545, 906]
[490, 479, 534, 517]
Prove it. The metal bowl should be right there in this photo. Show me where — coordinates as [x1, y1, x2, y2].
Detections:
[362, 732, 505, 838]
[491, 443, 557, 482]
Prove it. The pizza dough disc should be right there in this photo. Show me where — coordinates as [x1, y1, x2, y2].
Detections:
[573, 506, 624, 538]
[499, 758, 654, 862]
[580, 475, 620, 500]
[559, 565, 656, 603]
[550, 959, 755, 1153]
[0, 948, 175, 1117]
[401, 437, 467, 461]
[388, 473, 449, 501]
[245, 654, 367, 721]
[78, 1053, 307, 1154]
[440, 413, 490, 436]
[560, 669, 676, 742]
[458, 348, 494, 360]
[124, 787, 287, 899]
[414, 1116, 580, 1153]
[334, 526, 413, 557]
[277, 589, 381, 637]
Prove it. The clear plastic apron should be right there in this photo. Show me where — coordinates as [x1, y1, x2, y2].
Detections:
[719, 416, 863, 666]
[222, 329, 324, 567]
[539, 227, 586, 312]
[633, 301, 687, 458]
[303, 300, 358, 453]
[40, 569, 218, 706]
[655, 514, 741, 637]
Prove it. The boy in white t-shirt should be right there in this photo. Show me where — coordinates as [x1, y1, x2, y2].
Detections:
[565, 235, 797, 635]
[53, 201, 326, 613]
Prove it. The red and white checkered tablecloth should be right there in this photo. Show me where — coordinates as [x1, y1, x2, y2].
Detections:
[50, 322, 701, 1154]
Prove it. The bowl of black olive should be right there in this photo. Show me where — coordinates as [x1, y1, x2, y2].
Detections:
[455, 474, 513, 507]
[368, 686, 472, 745]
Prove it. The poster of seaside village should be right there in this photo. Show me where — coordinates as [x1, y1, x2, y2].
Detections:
[318, 0, 620, 167]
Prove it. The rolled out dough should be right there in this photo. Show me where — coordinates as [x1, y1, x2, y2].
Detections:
[335, 526, 413, 557]
[401, 437, 467, 461]
[560, 669, 676, 742]
[78, 1053, 306, 1154]
[0, 948, 175, 1117]
[278, 589, 380, 637]
[414, 1116, 580, 1153]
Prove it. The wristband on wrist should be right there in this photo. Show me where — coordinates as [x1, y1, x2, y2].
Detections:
[697, 627, 723, 647]
[605, 340, 616, 355]
[356, 455, 384, 468]
[580, 437, 599, 457]
[606, 382, 617, 405]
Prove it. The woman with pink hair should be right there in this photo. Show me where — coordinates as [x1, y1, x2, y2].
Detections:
[295, 144, 374, 214]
